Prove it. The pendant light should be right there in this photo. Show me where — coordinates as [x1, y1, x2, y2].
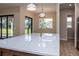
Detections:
[27, 3, 36, 11]
[39, 4, 46, 18]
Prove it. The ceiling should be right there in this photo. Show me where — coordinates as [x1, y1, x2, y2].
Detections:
[35, 3, 57, 13]
[60, 3, 75, 10]
[0, 3, 57, 13]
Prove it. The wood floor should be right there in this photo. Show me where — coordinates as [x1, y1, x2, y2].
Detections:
[60, 40, 79, 56]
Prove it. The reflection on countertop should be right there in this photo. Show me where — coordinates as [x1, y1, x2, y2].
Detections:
[0, 33, 59, 56]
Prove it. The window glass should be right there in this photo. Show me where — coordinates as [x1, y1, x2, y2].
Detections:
[39, 18, 53, 29]
[67, 16, 72, 28]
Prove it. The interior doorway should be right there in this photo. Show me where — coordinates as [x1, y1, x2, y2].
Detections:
[60, 3, 75, 41]
[60, 3, 76, 55]
[66, 15, 74, 40]
[25, 16, 32, 34]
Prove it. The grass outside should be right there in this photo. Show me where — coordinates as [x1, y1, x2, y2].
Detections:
[0, 28, 31, 36]
[25, 28, 31, 34]
[0, 28, 13, 36]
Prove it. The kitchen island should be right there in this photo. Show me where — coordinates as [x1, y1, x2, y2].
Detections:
[0, 33, 59, 56]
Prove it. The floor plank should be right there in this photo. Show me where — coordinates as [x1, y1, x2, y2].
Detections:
[60, 40, 79, 56]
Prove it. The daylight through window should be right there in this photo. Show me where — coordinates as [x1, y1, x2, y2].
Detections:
[39, 18, 53, 29]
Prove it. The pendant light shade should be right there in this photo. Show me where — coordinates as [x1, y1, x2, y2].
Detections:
[27, 3, 36, 11]
[39, 4, 46, 18]
[39, 12, 46, 18]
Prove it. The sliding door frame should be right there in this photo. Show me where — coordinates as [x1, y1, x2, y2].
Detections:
[25, 16, 33, 34]
[0, 15, 14, 39]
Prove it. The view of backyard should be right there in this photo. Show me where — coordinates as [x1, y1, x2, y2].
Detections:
[0, 28, 13, 36]
[0, 18, 53, 36]
[0, 16, 32, 37]
[39, 18, 53, 29]
[0, 16, 14, 37]
[25, 28, 31, 34]
[25, 17, 32, 34]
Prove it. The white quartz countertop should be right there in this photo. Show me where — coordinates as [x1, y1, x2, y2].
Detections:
[0, 33, 59, 56]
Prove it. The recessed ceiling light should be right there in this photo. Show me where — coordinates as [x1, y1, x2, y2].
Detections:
[69, 4, 72, 6]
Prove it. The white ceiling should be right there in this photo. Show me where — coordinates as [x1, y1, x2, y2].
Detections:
[35, 3, 57, 13]
[0, 3, 57, 13]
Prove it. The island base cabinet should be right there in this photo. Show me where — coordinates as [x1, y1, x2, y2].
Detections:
[0, 48, 39, 56]
[2, 49, 14, 56]
[0, 48, 1, 56]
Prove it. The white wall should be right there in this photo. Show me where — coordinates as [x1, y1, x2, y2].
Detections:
[0, 4, 58, 36]
[0, 7, 21, 36]
[75, 4, 79, 48]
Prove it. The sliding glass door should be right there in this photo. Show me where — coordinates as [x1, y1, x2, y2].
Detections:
[0, 17, 1, 38]
[25, 16, 32, 34]
[0, 15, 14, 39]
[8, 16, 14, 37]
[2, 16, 7, 38]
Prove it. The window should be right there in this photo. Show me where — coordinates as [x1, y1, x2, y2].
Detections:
[67, 16, 72, 28]
[39, 18, 53, 29]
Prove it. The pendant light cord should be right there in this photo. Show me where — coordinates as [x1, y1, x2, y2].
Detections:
[42, 4, 43, 13]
